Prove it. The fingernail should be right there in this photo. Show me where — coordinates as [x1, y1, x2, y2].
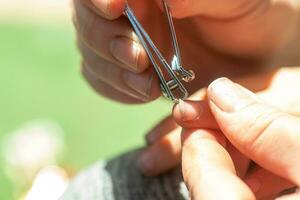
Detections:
[110, 37, 141, 71]
[123, 72, 153, 99]
[176, 100, 203, 122]
[246, 178, 261, 193]
[137, 151, 155, 173]
[178, 99, 186, 118]
[208, 77, 257, 112]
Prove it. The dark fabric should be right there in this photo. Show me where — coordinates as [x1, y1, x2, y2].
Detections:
[61, 150, 189, 200]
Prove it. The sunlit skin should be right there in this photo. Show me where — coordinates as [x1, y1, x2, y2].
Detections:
[173, 77, 300, 200]
[141, 67, 300, 199]
[73, 0, 300, 103]
[73, 0, 300, 199]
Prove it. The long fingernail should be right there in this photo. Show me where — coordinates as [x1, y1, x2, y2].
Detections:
[137, 151, 155, 174]
[246, 178, 261, 193]
[110, 37, 141, 72]
[123, 72, 153, 99]
[208, 78, 257, 112]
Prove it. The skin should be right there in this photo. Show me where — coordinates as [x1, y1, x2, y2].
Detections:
[140, 67, 300, 199]
[73, 0, 300, 103]
[177, 77, 300, 199]
[73, 0, 300, 198]
[139, 67, 300, 199]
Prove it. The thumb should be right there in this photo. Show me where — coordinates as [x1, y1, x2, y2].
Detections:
[207, 78, 300, 186]
[91, 0, 125, 19]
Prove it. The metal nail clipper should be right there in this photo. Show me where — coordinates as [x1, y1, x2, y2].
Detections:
[124, 0, 195, 103]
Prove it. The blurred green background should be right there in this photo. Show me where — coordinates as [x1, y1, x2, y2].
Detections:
[0, 2, 170, 199]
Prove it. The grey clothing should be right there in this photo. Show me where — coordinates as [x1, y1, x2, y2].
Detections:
[61, 150, 189, 200]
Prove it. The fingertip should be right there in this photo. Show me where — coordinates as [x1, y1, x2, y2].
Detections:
[207, 77, 230, 99]
[173, 100, 219, 130]
[172, 100, 203, 125]
[91, 0, 125, 19]
[172, 101, 184, 123]
[145, 117, 178, 145]
[181, 129, 254, 200]
[136, 150, 157, 176]
[138, 129, 181, 176]
[207, 77, 259, 113]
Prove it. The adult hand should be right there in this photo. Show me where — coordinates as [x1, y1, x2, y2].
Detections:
[73, 0, 300, 103]
[138, 67, 300, 179]
[178, 77, 300, 199]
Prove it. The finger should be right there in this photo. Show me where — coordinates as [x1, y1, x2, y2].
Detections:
[74, 0, 150, 73]
[173, 100, 251, 177]
[172, 100, 218, 129]
[80, 42, 161, 102]
[276, 189, 300, 200]
[158, 0, 262, 19]
[245, 167, 294, 199]
[227, 142, 250, 178]
[137, 127, 182, 176]
[92, 0, 125, 19]
[145, 89, 209, 145]
[142, 128, 251, 177]
[145, 116, 178, 145]
[188, 91, 253, 177]
[77, 0, 125, 19]
[81, 64, 145, 104]
[261, 195, 281, 200]
[181, 128, 255, 200]
[75, 0, 106, 17]
[207, 77, 300, 186]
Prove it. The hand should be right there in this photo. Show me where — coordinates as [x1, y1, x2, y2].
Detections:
[138, 67, 300, 199]
[73, 0, 300, 103]
[178, 77, 300, 199]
